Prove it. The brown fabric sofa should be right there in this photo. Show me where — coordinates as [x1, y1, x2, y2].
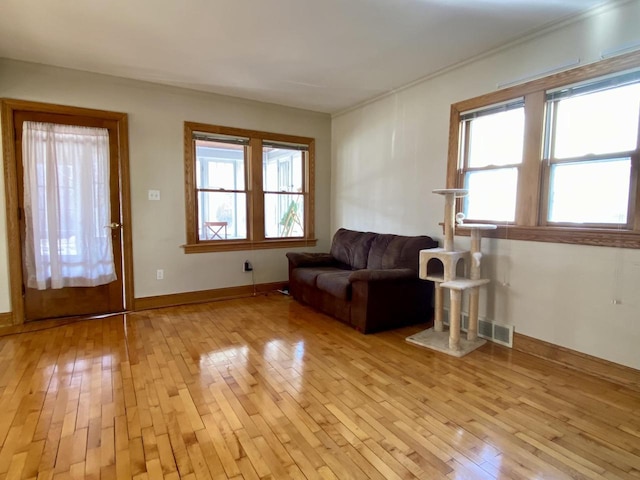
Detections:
[286, 228, 439, 333]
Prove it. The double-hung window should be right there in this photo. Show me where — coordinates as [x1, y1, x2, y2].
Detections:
[194, 133, 248, 241]
[459, 100, 525, 222]
[448, 50, 640, 248]
[543, 73, 640, 226]
[183, 123, 316, 253]
[263, 141, 306, 238]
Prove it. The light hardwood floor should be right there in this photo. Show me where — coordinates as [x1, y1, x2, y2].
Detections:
[0, 293, 638, 479]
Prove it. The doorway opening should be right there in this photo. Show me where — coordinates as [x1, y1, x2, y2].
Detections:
[1, 99, 133, 323]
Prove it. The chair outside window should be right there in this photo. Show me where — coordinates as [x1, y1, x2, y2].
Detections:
[204, 221, 227, 240]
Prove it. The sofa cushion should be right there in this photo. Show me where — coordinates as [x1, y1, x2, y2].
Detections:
[316, 271, 352, 301]
[292, 267, 344, 288]
[330, 228, 376, 270]
[367, 234, 437, 272]
[286, 252, 337, 268]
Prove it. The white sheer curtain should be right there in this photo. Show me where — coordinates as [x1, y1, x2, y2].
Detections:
[22, 122, 117, 290]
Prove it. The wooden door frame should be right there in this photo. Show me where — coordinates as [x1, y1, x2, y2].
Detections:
[1, 99, 134, 325]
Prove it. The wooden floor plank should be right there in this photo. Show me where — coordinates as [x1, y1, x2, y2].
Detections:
[0, 294, 637, 479]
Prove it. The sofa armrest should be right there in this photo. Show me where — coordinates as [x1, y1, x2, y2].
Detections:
[349, 269, 433, 333]
[349, 268, 416, 283]
[286, 252, 337, 268]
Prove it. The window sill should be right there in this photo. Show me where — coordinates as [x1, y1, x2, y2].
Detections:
[452, 225, 640, 249]
[182, 238, 318, 254]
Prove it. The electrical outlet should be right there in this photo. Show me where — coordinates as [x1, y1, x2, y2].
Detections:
[243, 261, 253, 272]
[156, 269, 164, 280]
[148, 190, 161, 201]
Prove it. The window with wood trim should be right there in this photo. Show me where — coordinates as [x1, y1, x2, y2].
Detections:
[542, 74, 640, 227]
[448, 50, 640, 248]
[262, 141, 306, 239]
[183, 122, 316, 253]
[459, 99, 524, 222]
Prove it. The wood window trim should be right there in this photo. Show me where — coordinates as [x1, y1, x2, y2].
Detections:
[183, 238, 318, 254]
[183, 122, 317, 253]
[447, 50, 640, 249]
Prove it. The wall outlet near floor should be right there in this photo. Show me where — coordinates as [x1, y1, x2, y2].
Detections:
[148, 189, 161, 201]
[156, 269, 164, 280]
[243, 261, 253, 272]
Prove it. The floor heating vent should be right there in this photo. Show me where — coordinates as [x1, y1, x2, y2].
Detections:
[443, 310, 514, 348]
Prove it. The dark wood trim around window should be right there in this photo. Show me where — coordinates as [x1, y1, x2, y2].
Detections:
[447, 50, 640, 248]
[183, 122, 317, 253]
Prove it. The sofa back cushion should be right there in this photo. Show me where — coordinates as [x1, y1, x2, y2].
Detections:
[367, 234, 438, 272]
[330, 228, 376, 270]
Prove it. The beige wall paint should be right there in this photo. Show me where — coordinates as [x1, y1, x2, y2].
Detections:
[332, 0, 640, 369]
[0, 60, 331, 308]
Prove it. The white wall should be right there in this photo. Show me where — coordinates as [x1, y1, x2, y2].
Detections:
[332, 0, 640, 369]
[0, 59, 331, 309]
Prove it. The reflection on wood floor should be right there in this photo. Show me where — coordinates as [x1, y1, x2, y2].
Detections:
[0, 293, 638, 479]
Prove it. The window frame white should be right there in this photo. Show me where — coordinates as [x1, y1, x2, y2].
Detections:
[194, 135, 249, 242]
[459, 99, 526, 223]
[539, 76, 640, 228]
[262, 141, 308, 239]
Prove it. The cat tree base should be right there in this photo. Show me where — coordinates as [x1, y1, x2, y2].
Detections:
[406, 328, 486, 358]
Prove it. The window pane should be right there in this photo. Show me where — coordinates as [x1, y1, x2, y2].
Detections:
[263, 147, 303, 192]
[548, 158, 630, 224]
[468, 108, 524, 168]
[195, 140, 245, 190]
[464, 168, 518, 222]
[198, 191, 247, 240]
[264, 193, 304, 238]
[553, 83, 640, 159]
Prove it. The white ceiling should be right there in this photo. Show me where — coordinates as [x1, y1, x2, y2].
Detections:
[0, 0, 612, 114]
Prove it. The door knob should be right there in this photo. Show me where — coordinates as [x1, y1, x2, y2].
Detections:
[105, 222, 122, 229]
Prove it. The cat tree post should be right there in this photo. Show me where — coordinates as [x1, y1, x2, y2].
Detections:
[443, 191, 455, 252]
[468, 229, 481, 340]
[449, 289, 462, 349]
[433, 284, 444, 332]
[455, 224, 496, 342]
